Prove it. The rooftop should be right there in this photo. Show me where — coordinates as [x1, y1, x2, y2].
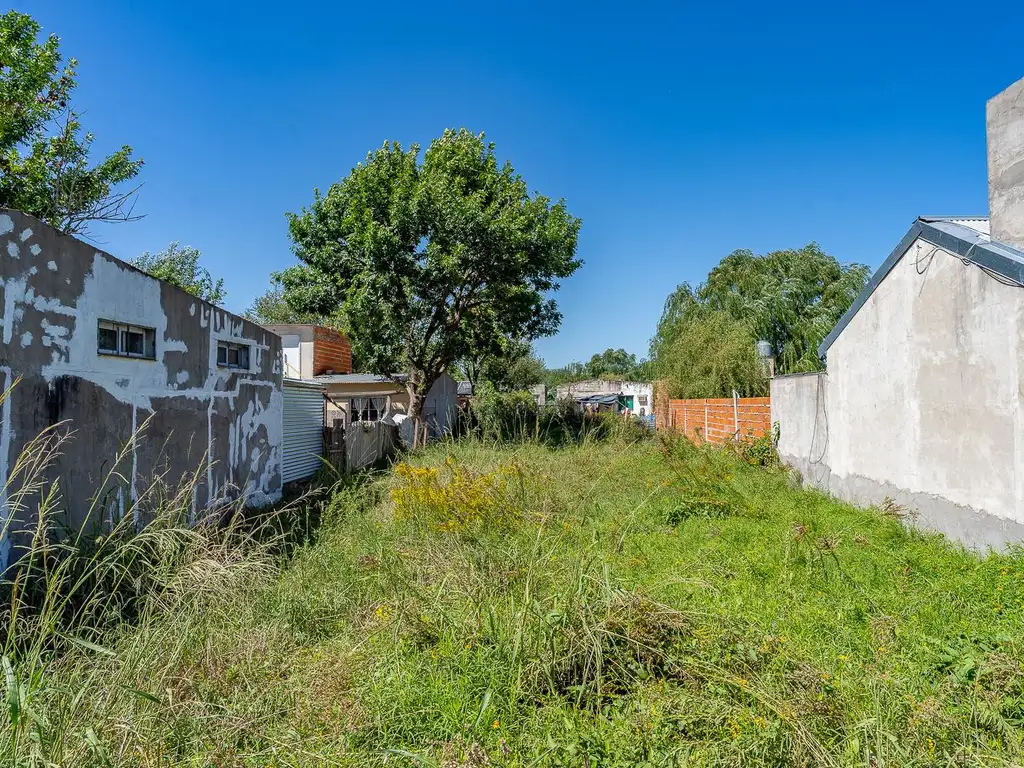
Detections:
[819, 216, 1024, 355]
[313, 373, 408, 385]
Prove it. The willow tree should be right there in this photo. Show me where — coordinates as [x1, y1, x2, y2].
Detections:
[651, 244, 869, 395]
[280, 129, 581, 444]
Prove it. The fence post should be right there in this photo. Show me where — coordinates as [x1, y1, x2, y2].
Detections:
[733, 390, 739, 437]
[683, 403, 687, 435]
[704, 401, 708, 442]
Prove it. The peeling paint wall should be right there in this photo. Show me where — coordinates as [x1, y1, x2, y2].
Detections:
[0, 210, 283, 568]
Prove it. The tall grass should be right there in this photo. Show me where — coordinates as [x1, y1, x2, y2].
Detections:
[1, 413, 1022, 766]
[0, 396, 294, 767]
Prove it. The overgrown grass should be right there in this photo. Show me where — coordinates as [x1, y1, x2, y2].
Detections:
[4, 427, 1024, 766]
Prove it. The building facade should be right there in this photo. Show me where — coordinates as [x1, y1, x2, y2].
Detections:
[772, 75, 1024, 549]
[0, 210, 283, 568]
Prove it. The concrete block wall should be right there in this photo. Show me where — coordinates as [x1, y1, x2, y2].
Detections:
[772, 236, 1024, 549]
[664, 397, 771, 444]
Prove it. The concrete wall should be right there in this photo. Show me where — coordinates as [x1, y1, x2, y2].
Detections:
[987, 76, 1024, 250]
[772, 236, 1024, 549]
[0, 210, 283, 567]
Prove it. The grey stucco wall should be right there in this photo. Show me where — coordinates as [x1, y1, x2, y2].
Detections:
[772, 237, 1024, 550]
[0, 210, 283, 568]
[988, 76, 1024, 251]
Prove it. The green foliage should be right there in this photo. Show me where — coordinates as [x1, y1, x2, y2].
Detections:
[543, 348, 648, 388]
[132, 242, 226, 305]
[657, 308, 768, 398]
[461, 339, 545, 392]
[651, 244, 869, 396]
[0, 11, 143, 236]
[280, 129, 581, 419]
[470, 386, 641, 446]
[244, 277, 338, 326]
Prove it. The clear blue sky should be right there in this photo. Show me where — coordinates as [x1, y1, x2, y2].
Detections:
[19, 0, 1024, 367]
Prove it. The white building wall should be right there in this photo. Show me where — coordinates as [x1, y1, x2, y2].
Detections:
[772, 236, 1024, 548]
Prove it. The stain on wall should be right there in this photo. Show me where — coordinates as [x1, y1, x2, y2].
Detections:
[0, 210, 283, 568]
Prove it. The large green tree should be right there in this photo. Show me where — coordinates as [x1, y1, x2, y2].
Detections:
[133, 243, 226, 305]
[651, 244, 869, 396]
[0, 11, 143, 236]
[281, 129, 581, 443]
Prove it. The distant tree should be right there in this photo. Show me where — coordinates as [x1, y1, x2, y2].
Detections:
[0, 11, 143, 236]
[651, 244, 869, 395]
[245, 278, 327, 324]
[655, 308, 767, 398]
[582, 347, 643, 379]
[281, 129, 581, 444]
[133, 243, 226, 305]
[462, 339, 545, 392]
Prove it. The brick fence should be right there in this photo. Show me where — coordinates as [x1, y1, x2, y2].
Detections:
[662, 396, 771, 444]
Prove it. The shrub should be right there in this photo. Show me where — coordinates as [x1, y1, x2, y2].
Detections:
[391, 457, 523, 533]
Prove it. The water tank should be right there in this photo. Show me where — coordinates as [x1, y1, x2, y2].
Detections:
[756, 340, 773, 359]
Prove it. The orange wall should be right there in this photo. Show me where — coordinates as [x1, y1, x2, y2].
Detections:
[313, 327, 352, 375]
[663, 397, 771, 443]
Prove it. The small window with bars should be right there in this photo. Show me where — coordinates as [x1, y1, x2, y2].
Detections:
[97, 320, 156, 359]
[217, 341, 251, 370]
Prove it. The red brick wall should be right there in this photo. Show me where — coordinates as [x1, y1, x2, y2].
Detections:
[312, 327, 352, 375]
[663, 396, 771, 444]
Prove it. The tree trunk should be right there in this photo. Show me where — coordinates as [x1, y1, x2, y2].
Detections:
[406, 380, 425, 449]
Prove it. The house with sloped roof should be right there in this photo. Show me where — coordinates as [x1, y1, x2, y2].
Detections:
[772, 76, 1024, 549]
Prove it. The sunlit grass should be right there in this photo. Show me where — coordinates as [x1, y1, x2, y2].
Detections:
[3, 423, 1023, 766]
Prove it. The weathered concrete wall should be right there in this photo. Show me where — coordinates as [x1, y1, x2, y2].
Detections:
[772, 237, 1024, 549]
[987, 76, 1024, 250]
[0, 210, 283, 567]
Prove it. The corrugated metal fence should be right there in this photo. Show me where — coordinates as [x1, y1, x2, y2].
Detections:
[282, 379, 325, 483]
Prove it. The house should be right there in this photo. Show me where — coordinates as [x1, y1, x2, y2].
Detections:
[260, 322, 458, 441]
[0, 210, 283, 569]
[771, 75, 1024, 549]
[554, 379, 654, 419]
[314, 372, 459, 440]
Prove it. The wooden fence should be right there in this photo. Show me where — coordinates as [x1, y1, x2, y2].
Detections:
[662, 396, 771, 444]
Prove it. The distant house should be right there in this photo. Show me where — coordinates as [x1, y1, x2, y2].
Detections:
[772, 75, 1024, 549]
[315, 372, 459, 440]
[0, 210, 283, 569]
[259, 323, 458, 441]
[554, 379, 654, 418]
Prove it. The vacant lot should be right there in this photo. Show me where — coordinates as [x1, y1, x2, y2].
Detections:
[6, 434, 1024, 766]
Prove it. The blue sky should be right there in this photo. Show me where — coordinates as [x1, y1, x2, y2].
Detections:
[19, 0, 1024, 366]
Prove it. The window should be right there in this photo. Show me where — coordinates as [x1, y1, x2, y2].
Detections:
[217, 341, 251, 370]
[350, 396, 383, 423]
[97, 320, 156, 359]
[638, 394, 649, 406]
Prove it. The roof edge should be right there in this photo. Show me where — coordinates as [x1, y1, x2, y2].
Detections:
[818, 219, 1024, 357]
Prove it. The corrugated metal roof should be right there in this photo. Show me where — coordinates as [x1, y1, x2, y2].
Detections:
[819, 217, 1024, 356]
[313, 373, 408, 384]
[919, 215, 990, 235]
[457, 381, 473, 396]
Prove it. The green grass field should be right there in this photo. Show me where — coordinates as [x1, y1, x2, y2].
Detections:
[5, 433, 1024, 766]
